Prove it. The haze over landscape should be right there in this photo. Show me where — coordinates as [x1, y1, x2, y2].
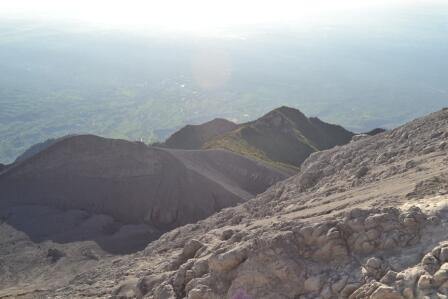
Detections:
[0, 0, 447, 163]
[1, 1, 448, 299]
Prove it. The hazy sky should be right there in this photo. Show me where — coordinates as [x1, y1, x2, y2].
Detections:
[0, 0, 440, 34]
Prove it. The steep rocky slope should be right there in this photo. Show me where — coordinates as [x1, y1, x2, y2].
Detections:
[0, 163, 6, 173]
[23, 108, 448, 299]
[204, 106, 354, 170]
[0, 135, 290, 298]
[0, 135, 289, 230]
[163, 107, 354, 172]
[164, 119, 239, 150]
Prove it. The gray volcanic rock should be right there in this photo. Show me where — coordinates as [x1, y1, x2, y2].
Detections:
[42, 108, 448, 299]
[204, 106, 355, 169]
[0, 135, 288, 230]
[2, 108, 448, 299]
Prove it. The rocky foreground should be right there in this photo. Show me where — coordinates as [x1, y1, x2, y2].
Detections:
[2, 108, 448, 299]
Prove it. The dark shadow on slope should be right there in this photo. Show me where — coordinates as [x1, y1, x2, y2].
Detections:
[0, 134, 290, 255]
[0, 202, 163, 254]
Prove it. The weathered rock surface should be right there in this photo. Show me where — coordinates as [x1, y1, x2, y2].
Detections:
[2, 108, 448, 298]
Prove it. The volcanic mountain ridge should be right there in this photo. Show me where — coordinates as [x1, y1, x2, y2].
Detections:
[58, 107, 448, 299]
[164, 106, 354, 171]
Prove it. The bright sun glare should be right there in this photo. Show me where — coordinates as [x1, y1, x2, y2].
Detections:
[0, 0, 430, 34]
[0, 0, 438, 34]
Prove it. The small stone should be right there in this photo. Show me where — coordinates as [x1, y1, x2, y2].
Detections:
[326, 227, 341, 239]
[112, 280, 143, 299]
[383, 238, 397, 249]
[331, 276, 348, 293]
[423, 146, 436, 154]
[439, 280, 448, 293]
[299, 226, 314, 244]
[422, 253, 440, 274]
[221, 229, 234, 240]
[366, 257, 382, 269]
[428, 216, 441, 225]
[418, 275, 435, 289]
[187, 286, 213, 299]
[355, 166, 369, 178]
[370, 285, 404, 299]
[304, 275, 322, 292]
[191, 259, 209, 278]
[188, 288, 205, 299]
[320, 284, 332, 299]
[366, 229, 381, 240]
[402, 287, 414, 299]
[441, 249, 448, 263]
[432, 248, 442, 260]
[138, 274, 168, 295]
[154, 283, 176, 299]
[405, 160, 417, 169]
[182, 239, 204, 259]
[431, 132, 444, 139]
[340, 283, 361, 298]
[208, 247, 247, 273]
[403, 216, 419, 228]
[380, 271, 398, 285]
[361, 241, 376, 253]
[434, 269, 448, 286]
[47, 248, 65, 263]
[185, 270, 194, 282]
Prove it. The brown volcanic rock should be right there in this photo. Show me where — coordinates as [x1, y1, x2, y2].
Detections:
[164, 118, 238, 150]
[0, 135, 288, 230]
